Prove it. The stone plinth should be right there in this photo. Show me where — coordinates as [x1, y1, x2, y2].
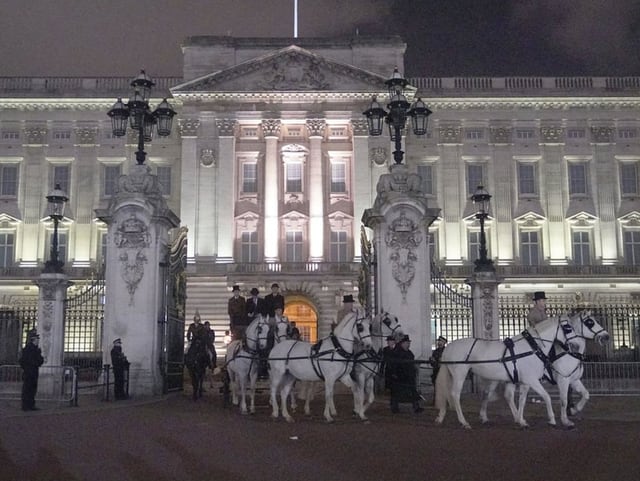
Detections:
[362, 164, 440, 359]
[467, 270, 502, 340]
[96, 164, 180, 397]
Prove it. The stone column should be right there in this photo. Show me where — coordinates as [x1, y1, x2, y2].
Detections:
[96, 164, 180, 397]
[467, 271, 501, 339]
[34, 273, 71, 396]
[215, 119, 237, 262]
[178, 118, 200, 263]
[263, 120, 281, 262]
[362, 164, 440, 359]
[307, 119, 324, 261]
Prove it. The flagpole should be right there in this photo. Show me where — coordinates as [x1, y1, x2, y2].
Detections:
[294, 0, 298, 37]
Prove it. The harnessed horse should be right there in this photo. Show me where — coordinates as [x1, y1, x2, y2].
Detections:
[224, 314, 271, 414]
[479, 310, 609, 428]
[351, 311, 403, 418]
[435, 316, 580, 429]
[185, 337, 210, 401]
[268, 308, 373, 423]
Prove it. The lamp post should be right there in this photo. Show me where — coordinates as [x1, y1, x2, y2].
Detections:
[44, 184, 68, 273]
[363, 68, 432, 164]
[471, 185, 495, 272]
[107, 70, 176, 165]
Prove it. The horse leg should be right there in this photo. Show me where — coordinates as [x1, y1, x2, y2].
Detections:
[248, 364, 258, 415]
[228, 368, 240, 406]
[571, 379, 589, 415]
[526, 380, 556, 426]
[323, 381, 336, 423]
[434, 367, 451, 425]
[502, 383, 522, 426]
[556, 376, 574, 428]
[341, 375, 366, 420]
[280, 375, 296, 423]
[450, 368, 472, 429]
[288, 381, 298, 413]
[479, 380, 499, 424]
[238, 369, 249, 415]
[363, 375, 375, 415]
[269, 368, 282, 419]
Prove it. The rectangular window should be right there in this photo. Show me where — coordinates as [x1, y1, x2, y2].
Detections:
[242, 163, 258, 194]
[286, 127, 302, 138]
[467, 164, 484, 195]
[516, 129, 534, 140]
[568, 163, 588, 195]
[49, 231, 68, 264]
[330, 231, 348, 262]
[618, 128, 638, 139]
[0, 164, 18, 197]
[572, 231, 591, 265]
[465, 129, 484, 140]
[99, 232, 108, 267]
[240, 126, 258, 138]
[1, 131, 20, 141]
[620, 163, 638, 196]
[52, 164, 70, 194]
[330, 162, 346, 194]
[417, 165, 434, 195]
[427, 231, 437, 259]
[241, 231, 259, 262]
[52, 130, 71, 141]
[567, 129, 586, 139]
[517, 163, 536, 196]
[285, 230, 304, 262]
[156, 166, 171, 196]
[103, 165, 121, 196]
[0, 232, 15, 268]
[520, 231, 540, 265]
[329, 126, 347, 138]
[623, 231, 640, 265]
[286, 163, 302, 193]
[468, 231, 481, 263]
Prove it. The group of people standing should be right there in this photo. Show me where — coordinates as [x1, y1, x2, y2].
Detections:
[228, 283, 289, 340]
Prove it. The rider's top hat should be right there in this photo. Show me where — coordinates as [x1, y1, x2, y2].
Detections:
[400, 335, 411, 343]
[533, 291, 547, 301]
[250, 287, 259, 295]
[342, 294, 354, 303]
[232, 285, 240, 292]
[113, 338, 122, 345]
[386, 335, 395, 342]
[28, 329, 39, 340]
[437, 336, 448, 343]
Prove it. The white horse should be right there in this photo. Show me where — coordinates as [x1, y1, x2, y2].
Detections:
[479, 310, 609, 428]
[351, 311, 403, 417]
[268, 308, 373, 423]
[224, 315, 271, 415]
[435, 316, 580, 429]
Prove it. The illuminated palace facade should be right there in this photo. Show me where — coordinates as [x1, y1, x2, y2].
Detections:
[0, 36, 639, 350]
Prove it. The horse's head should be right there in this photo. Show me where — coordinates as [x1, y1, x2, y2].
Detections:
[557, 317, 582, 354]
[376, 311, 403, 340]
[246, 314, 270, 351]
[354, 311, 373, 351]
[273, 315, 292, 343]
[568, 310, 610, 346]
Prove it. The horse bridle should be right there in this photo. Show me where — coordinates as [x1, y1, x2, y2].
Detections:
[381, 312, 402, 338]
[273, 317, 291, 342]
[573, 311, 607, 339]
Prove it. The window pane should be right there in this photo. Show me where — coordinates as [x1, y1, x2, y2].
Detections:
[623, 231, 640, 266]
[568, 163, 587, 195]
[330, 163, 346, 193]
[241, 231, 259, 262]
[104, 165, 121, 196]
[52, 165, 70, 193]
[620, 163, 638, 195]
[0, 165, 18, 196]
[572, 231, 591, 265]
[157, 166, 171, 195]
[467, 164, 484, 195]
[242, 163, 258, 193]
[286, 163, 302, 193]
[520, 231, 539, 265]
[0, 232, 15, 268]
[285, 231, 303, 262]
[518, 163, 536, 195]
[330, 231, 348, 262]
[468, 231, 480, 263]
[417, 165, 434, 195]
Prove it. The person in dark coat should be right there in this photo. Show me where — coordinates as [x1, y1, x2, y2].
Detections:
[228, 285, 247, 339]
[19, 330, 44, 411]
[429, 335, 447, 404]
[203, 321, 217, 369]
[389, 335, 423, 414]
[246, 287, 267, 323]
[264, 283, 285, 318]
[381, 335, 397, 391]
[110, 338, 130, 400]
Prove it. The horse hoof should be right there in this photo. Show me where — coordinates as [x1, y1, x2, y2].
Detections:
[285, 417, 295, 424]
[362, 419, 371, 425]
[463, 424, 472, 430]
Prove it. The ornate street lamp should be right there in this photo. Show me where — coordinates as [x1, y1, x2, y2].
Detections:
[107, 70, 176, 165]
[363, 68, 433, 164]
[471, 185, 495, 272]
[44, 184, 68, 273]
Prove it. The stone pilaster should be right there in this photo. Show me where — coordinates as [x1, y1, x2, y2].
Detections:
[467, 271, 501, 339]
[263, 119, 280, 262]
[307, 119, 324, 261]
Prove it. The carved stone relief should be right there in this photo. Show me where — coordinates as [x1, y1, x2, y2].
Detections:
[261, 119, 281, 137]
[115, 214, 150, 305]
[23, 127, 47, 145]
[306, 119, 325, 137]
[591, 127, 614, 143]
[74, 127, 98, 145]
[178, 119, 200, 137]
[385, 210, 423, 301]
[490, 127, 511, 143]
[259, 53, 329, 90]
[216, 119, 236, 136]
[439, 126, 461, 143]
[200, 148, 216, 167]
[370, 147, 387, 166]
[540, 127, 564, 143]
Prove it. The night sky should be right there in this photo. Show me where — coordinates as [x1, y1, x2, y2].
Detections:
[1, 0, 638, 78]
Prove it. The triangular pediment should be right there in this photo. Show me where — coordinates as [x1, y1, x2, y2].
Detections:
[171, 45, 394, 95]
[514, 211, 546, 225]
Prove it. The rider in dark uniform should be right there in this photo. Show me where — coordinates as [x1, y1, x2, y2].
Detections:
[389, 335, 423, 414]
[19, 330, 44, 411]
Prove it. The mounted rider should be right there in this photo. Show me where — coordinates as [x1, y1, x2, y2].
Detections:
[186, 310, 206, 345]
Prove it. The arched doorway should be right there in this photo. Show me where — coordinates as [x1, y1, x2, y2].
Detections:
[284, 297, 317, 342]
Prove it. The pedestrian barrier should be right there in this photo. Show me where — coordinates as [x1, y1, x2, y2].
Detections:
[0, 364, 77, 404]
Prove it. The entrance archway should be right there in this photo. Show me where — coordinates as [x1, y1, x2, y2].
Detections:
[284, 298, 317, 342]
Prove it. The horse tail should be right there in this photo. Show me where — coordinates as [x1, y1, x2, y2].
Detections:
[434, 364, 451, 411]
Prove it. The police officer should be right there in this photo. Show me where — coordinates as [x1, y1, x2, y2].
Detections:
[110, 338, 130, 400]
[19, 330, 44, 411]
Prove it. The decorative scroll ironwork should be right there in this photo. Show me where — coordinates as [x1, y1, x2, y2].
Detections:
[430, 261, 473, 342]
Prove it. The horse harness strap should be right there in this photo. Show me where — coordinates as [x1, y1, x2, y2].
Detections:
[522, 329, 555, 383]
[502, 338, 519, 383]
